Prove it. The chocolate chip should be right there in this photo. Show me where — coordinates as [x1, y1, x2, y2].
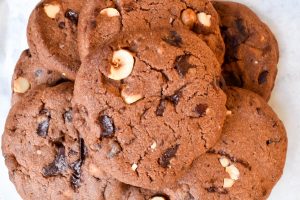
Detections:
[65, 9, 79, 25]
[156, 99, 167, 116]
[90, 20, 97, 29]
[34, 69, 43, 77]
[205, 186, 228, 194]
[195, 104, 208, 117]
[107, 141, 122, 158]
[99, 115, 115, 137]
[58, 21, 65, 29]
[258, 70, 269, 84]
[37, 109, 51, 137]
[64, 110, 73, 123]
[266, 138, 281, 146]
[70, 160, 82, 190]
[174, 53, 196, 77]
[162, 31, 183, 47]
[25, 49, 32, 57]
[158, 144, 179, 168]
[80, 138, 88, 161]
[42, 145, 67, 177]
[167, 92, 181, 105]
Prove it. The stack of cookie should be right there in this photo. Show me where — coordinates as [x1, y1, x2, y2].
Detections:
[2, 0, 287, 199]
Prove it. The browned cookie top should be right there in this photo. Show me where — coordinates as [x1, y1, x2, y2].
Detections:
[73, 28, 227, 190]
[27, 0, 84, 80]
[2, 83, 131, 200]
[11, 49, 64, 105]
[158, 87, 287, 200]
[78, 0, 225, 63]
[213, 1, 279, 100]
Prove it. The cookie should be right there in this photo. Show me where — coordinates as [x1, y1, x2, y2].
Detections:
[11, 49, 64, 105]
[78, 0, 225, 63]
[73, 28, 227, 190]
[2, 82, 133, 200]
[27, 0, 84, 80]
[152, 87, 286, 200]
[213, 1, 279, 100]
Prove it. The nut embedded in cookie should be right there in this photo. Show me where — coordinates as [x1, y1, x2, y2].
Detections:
[181, 8, 197, 28]
[197, 12, 212, 27]
[100, 8, 120, 17]
[44, 3, 60, 19]
[13, 77, 31, 93]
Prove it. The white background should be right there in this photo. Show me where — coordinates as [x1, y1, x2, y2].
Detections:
[0, 0, 299, 199]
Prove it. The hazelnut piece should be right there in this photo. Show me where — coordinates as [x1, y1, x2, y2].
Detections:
[13, 77, 30, 93]
[223, 178, 235, 188]
[181, 9, 197, 27]
[44, 3, 60, 19]
[100, 8, 120, 17]
[197, 12, 212, 27]
[225, 164, 240, 180]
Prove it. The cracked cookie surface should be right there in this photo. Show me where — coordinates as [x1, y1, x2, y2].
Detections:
[78, 0, 225, 63]
[213, 1, 279, 100]
[27, 0, 84, 80]
[158, 87, 287, 200]
[73, 28, 227, 190]
[2, 83, 131, 200]
[11, 49, 64, 105]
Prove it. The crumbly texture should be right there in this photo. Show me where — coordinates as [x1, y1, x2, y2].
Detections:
[213, 1, 279, 100]
[11, 49, 64, 105]
[78, 0, 225, 63]
[2, 83, 131, 200]
[158, 87, 287, 200]
[27, 0, 84, 80]
[73, 28, 227, 190]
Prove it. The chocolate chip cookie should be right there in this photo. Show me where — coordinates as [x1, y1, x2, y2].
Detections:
[213, 1, 279, 100]
[78, 0, 225, 63]
[2, 82, 133, 199]
[159, 87, 287, 199]
[27, 0, 84, 80]
[11, 49, 64, 105]
[73, 28, 227, 190]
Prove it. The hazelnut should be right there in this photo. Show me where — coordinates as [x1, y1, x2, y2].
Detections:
[121, 89, 143, 104]
[150, 197, 166, 200]
[181, 9, 197, 27]
[13, 77, 30, 93]
[100, 8, 120, 17]
[219, 157, 230, 167]
[44, 3, 60, 19]
[225, 165, 240, 180]
[131, 163, 138, 171]
[197, 12, 212, 27]
[108, 49, 135, 80]
[223, 178, 235, 188]
[150, 142, 157, 150]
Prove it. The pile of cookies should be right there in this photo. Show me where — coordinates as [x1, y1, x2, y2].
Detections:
[2, 0, 287, 199]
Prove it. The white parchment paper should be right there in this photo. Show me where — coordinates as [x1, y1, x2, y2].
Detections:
[0, 0, 299, 199]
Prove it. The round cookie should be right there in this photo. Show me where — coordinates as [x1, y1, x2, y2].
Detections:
[78, 0, 225, 63]
[213, 1, 279, 100]
[153, 87, 286, 200]
[2, 82, 130, 200]
[11, 49, 64, 105]
[27, 0, 84, 80]
[73, 28, 227, 190]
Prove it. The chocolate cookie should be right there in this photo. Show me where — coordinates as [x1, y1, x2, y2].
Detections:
[213, 1, 279, 100]
[11, 49, 64, 105]
[73, 28, 227, 190]
[27, 0, 84, 80]
[2, 82, 132, 199]
[154, 87, 287, 200]
[78, 0, 225, 63]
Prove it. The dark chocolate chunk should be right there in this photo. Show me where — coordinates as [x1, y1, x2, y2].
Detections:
[58, 22, 65, 29]
[70, 160, 82, 190]
[195, 104, 208, 117]
[174, 54, 196, 77]
[107, 141, 122, 158]
[156, 99, 167, 116]
[99, 115, 115, 137]
[79, 138, 87, 161]
[162, 31, 183, 47]
[37, 109, 51, 137]
[42, 146, 67, 177]
[205, 186, 228, 194]
[158, 144, 180, 168]
[258, 70, 269, 84]
[65, 9, 79, 25]
[64, 110, 73, 123]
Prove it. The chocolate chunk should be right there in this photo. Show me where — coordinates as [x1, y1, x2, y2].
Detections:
[195, 104, 208, 117]
[168, 92, 181, 105]
[158, 144, 179, 168]
[205, 186, 228, 194]
[65, 9, 79, 25]
[162, 31, 183, 47]
[25, 49, 32, 57]
[156, 99, 167, 116]
[42, 146, 67, 177]
[58, 22, 65, 29]
[80, 138, 88, 160]
[107, 141, 122, 158]
[258, 70, 269, 84]
[99, 115, 115, 137]
[37, 109, 51, 137]
[70, 160, 82, 190]
[34, 69, 43, 77]
[174, 54, 196, 77]
[64, 110, 73, 123]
